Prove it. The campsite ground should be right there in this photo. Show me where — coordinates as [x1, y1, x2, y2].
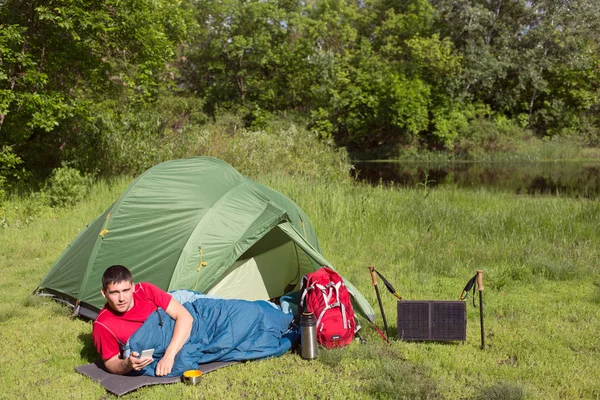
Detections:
[1, 175, 599, 399]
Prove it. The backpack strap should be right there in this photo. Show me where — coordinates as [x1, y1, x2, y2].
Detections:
[315, 302, 348, 330]
[313, 281, 348, 330]
[299, 285, 314, 310]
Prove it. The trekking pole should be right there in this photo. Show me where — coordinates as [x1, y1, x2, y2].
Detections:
[368, 266, 390, 341]
[373, 269, 403, 300]
[477, 270, 485, 350]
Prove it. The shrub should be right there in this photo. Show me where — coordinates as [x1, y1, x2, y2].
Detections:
[63, 93, 209, 176]
[578, 114, 600, 148]
[202, 124, 352, 181]
[57, 93, 351, 181]
[0, 145, 25, 201]
[454, 117, 531, 160]
[242, 106, 272, 131]
[44, 166, 92, 207]
[514, 135, 582, 161]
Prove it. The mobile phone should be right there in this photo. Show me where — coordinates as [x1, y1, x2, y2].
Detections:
[139, 348, 154, 359]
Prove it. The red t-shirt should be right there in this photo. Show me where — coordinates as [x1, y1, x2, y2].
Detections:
[92, 282, 172, 360]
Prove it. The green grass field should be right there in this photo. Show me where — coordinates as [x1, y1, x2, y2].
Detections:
[1, 175, 599, 399]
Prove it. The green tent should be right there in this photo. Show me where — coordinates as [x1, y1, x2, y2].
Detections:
[37, 157, 374, 321]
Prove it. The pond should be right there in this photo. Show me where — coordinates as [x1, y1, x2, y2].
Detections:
[352, 161, 600, 198]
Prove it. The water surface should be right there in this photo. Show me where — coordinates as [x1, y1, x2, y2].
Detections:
[353, 161, 600, 198]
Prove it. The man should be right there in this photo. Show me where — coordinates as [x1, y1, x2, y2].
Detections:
[92, 265, 193, 376]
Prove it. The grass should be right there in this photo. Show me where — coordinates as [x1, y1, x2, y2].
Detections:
[388, 130, 600, 163]
[1, 174, 600, 399]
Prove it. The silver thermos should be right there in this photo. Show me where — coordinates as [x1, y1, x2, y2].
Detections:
[300, 311, 318, 360]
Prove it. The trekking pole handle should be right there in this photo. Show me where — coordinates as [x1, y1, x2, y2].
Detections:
[368, 266, 378, 286]
[477, 270, 484, 291]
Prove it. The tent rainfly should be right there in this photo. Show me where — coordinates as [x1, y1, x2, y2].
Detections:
[36, 156, 375, 321]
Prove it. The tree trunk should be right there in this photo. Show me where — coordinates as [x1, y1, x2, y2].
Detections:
[528, 88, 537, 127]
[235, 74, 245, 103]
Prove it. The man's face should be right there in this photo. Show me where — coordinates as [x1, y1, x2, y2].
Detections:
[101, 280, 134, 313]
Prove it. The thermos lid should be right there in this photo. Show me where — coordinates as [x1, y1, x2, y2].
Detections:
[300, 311, 316, 326]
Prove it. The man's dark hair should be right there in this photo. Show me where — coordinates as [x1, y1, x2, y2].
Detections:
[102, 265, 133, 290]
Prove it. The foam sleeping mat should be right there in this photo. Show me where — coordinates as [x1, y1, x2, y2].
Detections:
[75, 360, 237, 396]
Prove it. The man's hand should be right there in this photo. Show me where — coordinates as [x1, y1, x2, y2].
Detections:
[155, 354, 175, 376]
[129, 351, 154, 371]
[104, 351, 153, 375]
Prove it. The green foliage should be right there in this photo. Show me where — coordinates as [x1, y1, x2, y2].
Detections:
[309, 108, 335, 140]
[60, 93, 207, 175]
[433, 0, 600, 138]
[59, 92, 351, 181]
[0, 0, 194, 177]
[306, 0, 464, 152]
[0, 145, 27, 201]
[429, 101, 469, 149]
[454, 117, 532, 159]
[333, 51, 432, 148]
[2, 0, 600, 176]
[44, 166, 92, 208]
[182, 0, 298, 112]
[197, 116, 353, 181]
[243, 106, 273, 131]
[180, 0, 467, 153]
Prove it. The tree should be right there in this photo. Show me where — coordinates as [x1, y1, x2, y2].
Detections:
[432, 0, 600, 136]
[0, 0, 190, 175]
[306, 0, 462, 151]
[181, 0, 299, 114]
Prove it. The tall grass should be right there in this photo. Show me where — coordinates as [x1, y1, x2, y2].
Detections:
[391, 117, 597, 162]
[1, 174, 599, 399]
[264, 175, 600, 286]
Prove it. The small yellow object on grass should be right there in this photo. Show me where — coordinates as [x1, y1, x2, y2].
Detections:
[183, 369, 203, 385]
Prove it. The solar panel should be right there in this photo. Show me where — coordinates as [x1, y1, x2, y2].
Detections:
[397, 301, 466, 341]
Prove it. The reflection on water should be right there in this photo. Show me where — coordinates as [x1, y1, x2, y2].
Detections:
[353, 161, 600, 198]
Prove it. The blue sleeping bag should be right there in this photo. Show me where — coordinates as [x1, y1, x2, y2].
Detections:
[125, 294, 298, 377]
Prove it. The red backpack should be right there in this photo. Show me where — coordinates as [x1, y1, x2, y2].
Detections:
[300, 267, 356, 348]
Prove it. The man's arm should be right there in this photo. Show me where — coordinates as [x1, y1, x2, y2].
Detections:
[104, 351, 154, 375]
[93, 322, 154, 375]
[155, 297, 193, 376]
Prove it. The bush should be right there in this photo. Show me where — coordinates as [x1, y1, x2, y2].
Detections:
[44, 166, 92, 207]
[0, 146, 26, 201]
[514, 135, 582, 161]
[454, 117, 531, 160]
[202, 123, 353, 181]
[63, 93, 209, 176]
[578, 113, 600, 148]
[55, 93, 351, 181]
